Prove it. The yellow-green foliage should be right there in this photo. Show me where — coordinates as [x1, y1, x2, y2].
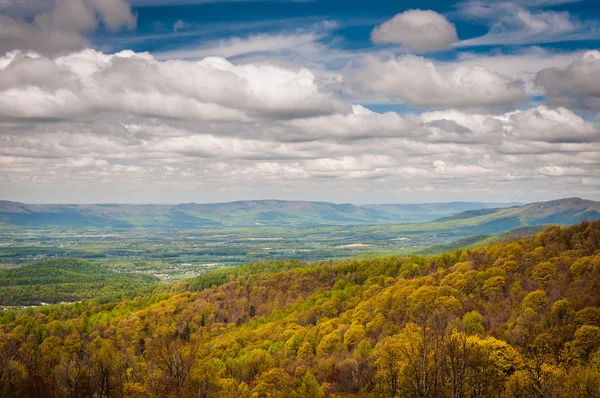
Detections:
[1, 221, 600, 397]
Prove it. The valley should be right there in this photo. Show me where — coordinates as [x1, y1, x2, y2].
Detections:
[0, 198, 597, 285]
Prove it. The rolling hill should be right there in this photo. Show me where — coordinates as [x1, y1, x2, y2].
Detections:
[0, 199, 521, 228]
[0, 258, 158, 306]
[433, 197, 600, 233]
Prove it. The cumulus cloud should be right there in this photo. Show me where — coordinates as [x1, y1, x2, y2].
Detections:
[343, 55, 527, 109]
[0, 49, 347, 122]
[536, 51, 600, 110]
[281, 105, 411, 142]
[419, 105, 599, 147]
[455, 48, 581, 95]
[0, 0, 137, 55]
[371, 10, 458, 52]
[506, 105, 599, 143]
[1, 102, 599, 202]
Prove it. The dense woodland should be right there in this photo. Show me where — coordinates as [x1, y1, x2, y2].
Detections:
[1, 221, 600, 397]
[0, 259, 158, 306]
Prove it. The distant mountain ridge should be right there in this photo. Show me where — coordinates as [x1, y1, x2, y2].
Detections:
[0, 198, 597, 229]
[0, 199, 520, 228]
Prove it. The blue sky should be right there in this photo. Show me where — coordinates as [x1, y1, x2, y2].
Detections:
[103, 0, 600, 55]
[0, 0, 599, 204]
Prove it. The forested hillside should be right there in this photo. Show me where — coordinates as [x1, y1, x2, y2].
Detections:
[1, 221, 600, 397]
[0, 259, 158, 306]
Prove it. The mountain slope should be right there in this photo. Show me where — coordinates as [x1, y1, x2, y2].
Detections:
[2, 222, 600, 397]
[433, 197, 600, 234]
[362, 201, 522, 223]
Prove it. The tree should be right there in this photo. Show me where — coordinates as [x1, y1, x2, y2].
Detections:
[146, 330, 201, 395]
[522, 291, 548, 312]
[570, 326, 600, 363]
[252, 368, 294, 398]
[300, 371, 324, 397]
[532, 262, 557, 286]
[344, 322, 366, 350]
[462, 311, 485, 335]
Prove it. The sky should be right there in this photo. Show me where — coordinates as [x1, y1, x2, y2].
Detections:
[0, 0, 600, 204]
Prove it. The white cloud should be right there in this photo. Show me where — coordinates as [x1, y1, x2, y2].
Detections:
[1, 102, 599, 203]
[282, 105, 411, 141]
[455, 48, 581, 95]
[507, 105, 598, 143]
[62, 157, 110, 168]
[0, 1, 599, 203]
[432, 159, 493, 177]
[88, 0, 137, 32]
[305, 155, 395, 172]
[0, 49, 347, 122]
[0, 0, 137, 55]
[156, 32, 324, 60]
[536, 51, 600, 110]
[537, 165, 586, 176]
[147, 134, 344, 161]
[371, 10, 458, 52]
[343, 55, 527, 109]
[418, 109, 502, 136]
[458, 2, 600, 47]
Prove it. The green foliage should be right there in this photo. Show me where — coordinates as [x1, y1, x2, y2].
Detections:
[462, 311, 485, 335]
[0, 258, 158, 305]
[300, 371, 324, 397]
[522, 290, 549, 312]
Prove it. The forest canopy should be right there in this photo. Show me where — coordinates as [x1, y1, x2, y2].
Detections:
[1, 221, 600, 397]
[0, 259, 158, 306]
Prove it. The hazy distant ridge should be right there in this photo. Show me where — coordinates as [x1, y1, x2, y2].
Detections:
[0, 199, 523, 228]
[1, 198, 597, 229]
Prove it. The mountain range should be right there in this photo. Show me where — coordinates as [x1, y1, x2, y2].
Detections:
[0, 199, 520, 228]
[0, 197, 598, 230]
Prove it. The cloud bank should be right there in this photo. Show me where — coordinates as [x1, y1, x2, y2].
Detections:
[0, 49, 347, 121]
[0, 0, 599, 203]
[343, 55, 527, 109]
